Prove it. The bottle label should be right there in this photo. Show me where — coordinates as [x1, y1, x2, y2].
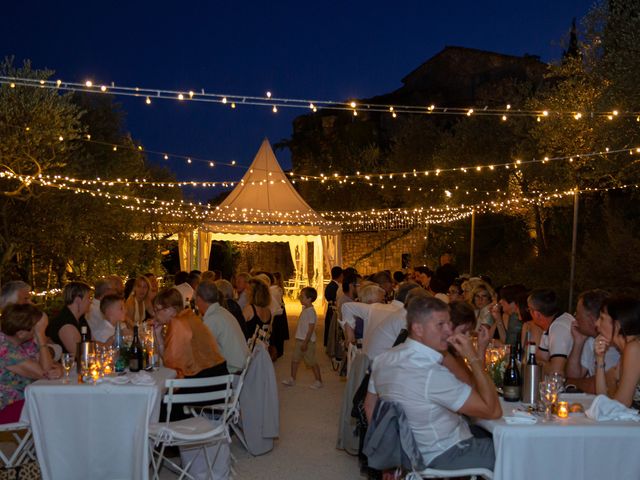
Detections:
[503, 385, 521, 401]
[129, 359, 139, 371]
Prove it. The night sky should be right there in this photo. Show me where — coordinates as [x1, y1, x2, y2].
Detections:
[3, 0, 591, 202]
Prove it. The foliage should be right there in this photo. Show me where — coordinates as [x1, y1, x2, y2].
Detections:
[287, 0, 640, 300]
[0, 59, 193, 287]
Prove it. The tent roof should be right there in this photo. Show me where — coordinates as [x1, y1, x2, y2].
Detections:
[204, 139, 338, 235]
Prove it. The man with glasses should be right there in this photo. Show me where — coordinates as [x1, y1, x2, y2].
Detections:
[529, 289, 575, 376]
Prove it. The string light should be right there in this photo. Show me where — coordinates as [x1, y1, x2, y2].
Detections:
[4, 75, 638, 119]
[287, 146, 636, 185]
[2, 169, 638, 231]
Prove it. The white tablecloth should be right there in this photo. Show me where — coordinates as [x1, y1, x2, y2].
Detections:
[21, 368, 176, 480]
[475, 394, 640, 480]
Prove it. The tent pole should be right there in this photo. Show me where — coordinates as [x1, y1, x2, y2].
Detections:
[568, 189, 579, 310]
[469, 210, 476, 276]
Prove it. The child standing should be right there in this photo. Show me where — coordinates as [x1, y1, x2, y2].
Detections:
[282, 287, 322, 389]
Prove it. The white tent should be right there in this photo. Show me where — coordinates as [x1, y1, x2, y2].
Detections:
[178, 139, 341, 299]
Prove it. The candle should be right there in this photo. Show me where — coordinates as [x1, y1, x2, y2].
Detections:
[557, 401, 569, 418]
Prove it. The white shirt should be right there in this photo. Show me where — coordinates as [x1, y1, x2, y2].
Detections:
[202, 302, 250, 374]
[580, 336, 620, 376]
[269, 285, 284, 317]
[363, 308, 407, 360]
[368, 339, 472, 465]
[341, 302, 403, 340]
[295, 306, 317, 342]
[87, 299, 116, 343]
[539, 312, 575, 360]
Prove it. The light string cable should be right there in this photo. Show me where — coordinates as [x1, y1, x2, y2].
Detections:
[289, 146, 640, 184]
[1, 76, 637, 119]
[4, 168, 639, 229]
[3, 122, 247, 174]
[5, 116, 640, 188]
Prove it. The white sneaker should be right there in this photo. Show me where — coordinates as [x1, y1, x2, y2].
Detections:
[310, 381, 323, 390]
[282, 378, 295, 387]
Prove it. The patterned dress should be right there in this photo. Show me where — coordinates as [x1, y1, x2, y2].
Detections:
[0, 332, 38, 412]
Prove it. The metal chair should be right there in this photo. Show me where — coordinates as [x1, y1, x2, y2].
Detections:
[148, 374, 235, 480]
[409, 467, 493, 479]
[0, 421, 35, 468]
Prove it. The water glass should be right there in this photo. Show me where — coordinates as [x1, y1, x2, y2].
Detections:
[539, 380, 559, 421]
[61, 353, 75, 384]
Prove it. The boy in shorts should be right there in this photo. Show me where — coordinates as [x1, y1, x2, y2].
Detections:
[282, 287, 323, 389]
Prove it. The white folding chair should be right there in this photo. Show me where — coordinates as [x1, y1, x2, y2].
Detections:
[211, 355, 252, 455]
[148, 374, 235, 480]
[0, 421, 35, 468]
[409, 467, 493, 479]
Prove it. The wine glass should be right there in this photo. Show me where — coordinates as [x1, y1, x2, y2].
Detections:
[61, 353, 75, 384]
[539, 380, 558, 421]
[547, 372, 565, 394]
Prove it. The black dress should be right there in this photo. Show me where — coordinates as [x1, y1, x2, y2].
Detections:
[270, 302, 290, 358]
[245, 305, 271, 340]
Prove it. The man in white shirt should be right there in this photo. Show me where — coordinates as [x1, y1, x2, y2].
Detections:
[363, 281, 421, 360]
[196, 281, 249, 374]
[530, 289, 575, 375]
[566, 289, 619, 392]
[341, 285, 401, 345]
[365, 296, 501, 470]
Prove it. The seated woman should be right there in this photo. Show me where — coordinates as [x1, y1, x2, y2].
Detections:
[125, 275, 151, 329]
[242, 278, 272, 340]
[518, 291, 541, 347]
[442, 301, 491, 386]
[153, 288, 227, 378]
[471, 283, 495, 331]
[153, 288, 229, 420]
[594, 296, 640, 408]
[0, 304, 61, 423]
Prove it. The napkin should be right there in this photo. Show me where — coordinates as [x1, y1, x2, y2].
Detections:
[585, 395, 640, 421]
[130, 371, 155, 385]
[503, 410, 537, 425]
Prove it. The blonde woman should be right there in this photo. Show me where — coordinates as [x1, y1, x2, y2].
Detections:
[242, 278, 272, 338]
[125, 276, 151, 329]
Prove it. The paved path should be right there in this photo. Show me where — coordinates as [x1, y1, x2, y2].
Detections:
[229, 302, 361, 479]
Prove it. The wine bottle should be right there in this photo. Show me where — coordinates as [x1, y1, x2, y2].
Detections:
[80, 325, 89, 343]
[503, 349, 522, 402]
[129, 325, 143, 372]
[522, 344, 541, 405]
[113, 322, 126, 373]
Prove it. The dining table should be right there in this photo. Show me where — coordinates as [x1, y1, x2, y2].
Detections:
[21, 367, 176, 480]
[474, 393, 640, 480]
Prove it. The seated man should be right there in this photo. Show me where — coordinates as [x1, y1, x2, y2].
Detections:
[341, 284, 401, 346]
[566, 289, 619, 392]
[529, 289, 575, 375]
[195, 280, 249, 374]
[365, 296, 501, 471]
[363, 281, 422, 361]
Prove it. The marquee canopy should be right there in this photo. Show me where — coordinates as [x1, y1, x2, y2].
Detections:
[179, 139, 341, 297]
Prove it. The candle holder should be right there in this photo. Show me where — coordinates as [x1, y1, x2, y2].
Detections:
[557, 401, 569, 418]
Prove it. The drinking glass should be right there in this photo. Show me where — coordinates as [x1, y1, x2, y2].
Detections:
[61, 353, 75, 384]
[547, 372, 565, 394]
[539, 380, 558, 421]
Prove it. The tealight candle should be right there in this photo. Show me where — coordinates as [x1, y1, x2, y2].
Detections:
[557, 401, 569, 418]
